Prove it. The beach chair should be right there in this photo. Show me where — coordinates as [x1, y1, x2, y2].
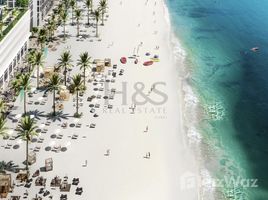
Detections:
[76, 123, 82, 128]
[90, 123, 96, 128]
[72, 178, 79, 186]
[5, 143, 12, 149]
[71, 134, 78, 139]
[56, 134, 63, 139]
[75, 187, 83, 195]
[60, 182, 71, 192]
[52, 145, 61, 153]
[32, 170, 40, 178]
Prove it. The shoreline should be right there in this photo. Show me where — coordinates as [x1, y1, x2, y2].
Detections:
[1, 0, 202, 199]
[162, 0, 218, 199]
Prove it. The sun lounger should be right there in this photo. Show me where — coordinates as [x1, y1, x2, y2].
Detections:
[10, 196, 20, 200]
[90, 123, 96, 128]
[61, 123, 68, 128]
[71, 134, 78, 139]
[35, 177, 46, 186]
[32, 170, 40, 178]
[60, 182, 71, 192]
[72, 178, 79, 186]
[5, 143, 12, 149]
[52, 145, 61, 153]
[60, 194, 67, 200]
[37, 138, 44, 143]
[56, 134, 63, 139]
[50, 177, 61, 187]
[75, 187, 83, 195]
[43, 190, 50, 197]
[34, 146, 41, 152]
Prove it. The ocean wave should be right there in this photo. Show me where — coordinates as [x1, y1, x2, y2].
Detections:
[162, 0, 216, 199]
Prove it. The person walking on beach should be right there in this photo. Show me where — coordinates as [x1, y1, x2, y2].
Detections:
[144, 126, 148, 133]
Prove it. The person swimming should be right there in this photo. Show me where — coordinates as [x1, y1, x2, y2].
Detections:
[251, 47, 259, 52]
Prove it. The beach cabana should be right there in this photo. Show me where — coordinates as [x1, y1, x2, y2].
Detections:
[44, 67, 54, 79]
[59, 89, 70, 101]
[96, 62, 105, 72]
[104, 58, 111, 67]
[0, 174, 11, 198]
[45, 158, 53, 172]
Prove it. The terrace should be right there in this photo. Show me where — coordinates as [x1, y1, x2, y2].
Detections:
[0, 6, 27, 42]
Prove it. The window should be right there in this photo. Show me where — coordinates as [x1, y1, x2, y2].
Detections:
[13, 58, 16, 67]
[17, 53, 20, 62]
[9, 64, 12, 74]
[0, 76, 3, 88]
[4, 69, 8, 81]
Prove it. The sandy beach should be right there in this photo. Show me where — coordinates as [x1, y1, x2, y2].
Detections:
[1, 0, 199, 199]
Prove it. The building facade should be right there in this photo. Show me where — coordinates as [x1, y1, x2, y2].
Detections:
[32, 0, 53, 27]
[0, 9, 31, 89]
[6, 0, 15, 8]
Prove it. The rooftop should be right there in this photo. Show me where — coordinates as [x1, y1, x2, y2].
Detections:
[0, 6, 27, 42]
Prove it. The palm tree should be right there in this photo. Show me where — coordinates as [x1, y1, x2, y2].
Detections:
[90, 0, 93, 13]
[19, 74, 31, 115]
[0, 115, 8, 138]
[69, 74, 84, 117]
[75, 9, 82, 37]
[11, 74, 22, 95]
[0, 20, 4, 37]
[37, 28, 47, 51]
[99, 0, 107, 25]
[77, 52, 91, 86]
[47, 73, 61, 116]
[47, 19, 56, 41]
[26, 50, 36, 72]
[0, 99, 7, 116]
[17, 116, 38, 172]
[64, 0, 70, 10]
[60, 10, 68, 40]
[70, 0, 76, 25]
[93, 9, 100, 37]
[34, 52, 44, 89]
[58, 51, 72, 86]
[31, 27, 39, 38]
[85, 0, 92, 25]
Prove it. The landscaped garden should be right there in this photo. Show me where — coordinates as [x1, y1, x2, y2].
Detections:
[0, 6, 27, 41]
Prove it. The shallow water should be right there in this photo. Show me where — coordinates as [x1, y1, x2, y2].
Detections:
[166, 0, 268, 199]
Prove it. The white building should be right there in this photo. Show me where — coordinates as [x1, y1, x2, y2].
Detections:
[31, 0, 54, 27]
[6, 0, 15, 8]
[0, 9, 31, 89]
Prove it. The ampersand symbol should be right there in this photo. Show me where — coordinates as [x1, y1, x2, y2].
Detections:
[132, 82, 148, 105]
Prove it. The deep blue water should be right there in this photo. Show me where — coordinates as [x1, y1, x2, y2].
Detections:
[166, 0, 268, 199]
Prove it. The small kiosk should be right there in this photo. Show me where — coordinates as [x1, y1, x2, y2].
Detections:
[28, 151, 36, 165]
[44, 67, 54, 79]
[59, 89, 70, 101]
[0, 174, 11, 198]
[104, 58, 111, 67]
[45, 158, 53, 172]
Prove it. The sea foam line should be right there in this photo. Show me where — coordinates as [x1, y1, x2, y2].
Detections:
[162, 1, 215, 199]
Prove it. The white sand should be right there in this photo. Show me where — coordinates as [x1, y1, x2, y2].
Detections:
[1, 0, 200, 199]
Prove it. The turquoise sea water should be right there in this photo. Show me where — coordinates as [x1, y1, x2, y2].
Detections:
[166, 0, 268, 199]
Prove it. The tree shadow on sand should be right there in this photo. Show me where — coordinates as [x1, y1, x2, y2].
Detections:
[26, 109, 46, 120]
[46, 111, 71, 122]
